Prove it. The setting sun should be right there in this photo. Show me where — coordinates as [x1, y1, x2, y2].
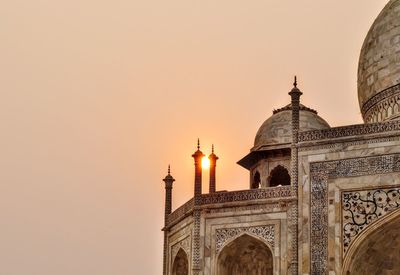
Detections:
[202, 156, 210, 169]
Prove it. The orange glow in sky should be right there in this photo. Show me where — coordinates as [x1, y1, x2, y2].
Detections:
[202, 156, 210, 169]
[0, 1, 389, 275]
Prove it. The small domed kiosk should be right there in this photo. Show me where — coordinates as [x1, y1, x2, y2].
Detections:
[238, 90, 330, 189]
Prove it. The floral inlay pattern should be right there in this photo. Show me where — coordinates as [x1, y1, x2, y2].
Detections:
[342, 188, 400, 254]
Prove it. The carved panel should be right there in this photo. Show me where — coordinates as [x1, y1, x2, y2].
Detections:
[342, 187, 400, 255]
[201, 186, 292, 205]
[299, 136, 400, 152]
[298, 120, 400, 142]
[361, 84, 400, 122]
[171, 236, 191, 260]
[208, 202, 289, 214]
[310, 154, 400, 275]
[215, 225, 275, 254]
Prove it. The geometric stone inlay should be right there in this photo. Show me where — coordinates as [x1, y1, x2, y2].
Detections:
[215, 225, 275, 254]
[342, 187, 400, 255]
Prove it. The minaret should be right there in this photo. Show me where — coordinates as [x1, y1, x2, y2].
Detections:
[192, 138, 205, 203]
[208, 144, 219, 193]
[288, 76, 302, 275]
[192, 139, 204, 274]
[162, 165, 175, 275]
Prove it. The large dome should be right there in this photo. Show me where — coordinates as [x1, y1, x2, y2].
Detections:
[253, 104, 330, 149]
[358, 0, 400, 123]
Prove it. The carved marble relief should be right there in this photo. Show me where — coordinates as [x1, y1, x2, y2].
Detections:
[171, 236, 191, 260]
[215, 225, 275, 254]
[361, 84, 400, 123]
[298, 119, 400, 142]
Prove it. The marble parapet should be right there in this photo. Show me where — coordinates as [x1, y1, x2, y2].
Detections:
[166, 186, 293, 228]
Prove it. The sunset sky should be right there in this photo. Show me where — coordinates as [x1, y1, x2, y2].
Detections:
[0, 1, 388, 274]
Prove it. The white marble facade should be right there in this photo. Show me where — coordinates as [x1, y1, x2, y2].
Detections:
[163, 1, 400, 274]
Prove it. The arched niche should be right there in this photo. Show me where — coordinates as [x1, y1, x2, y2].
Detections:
[217, 234, 273, 275]
[269, 165, 290, 187]
[172, 248, 189, 275]
[252, 171, 261, 189]
[342, 208, 400, 274]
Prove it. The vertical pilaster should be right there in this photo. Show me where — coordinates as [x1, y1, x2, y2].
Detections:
[208, 145, 218, 193]
[162, 166, 175, 275]
[192, 139, 204, 275]
[289, 76, 302, 275]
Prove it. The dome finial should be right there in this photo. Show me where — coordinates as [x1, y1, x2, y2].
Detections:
[168, 164, 171, 175]
[293, 75, 297, 88]
[212, 144, 214, 154]
[197, 138, 200, 150]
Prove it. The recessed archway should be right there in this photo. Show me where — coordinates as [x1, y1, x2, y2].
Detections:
[343, 209, 400, 274]
[269, 165, 290, 187]
[172, 248, 189, 275]
[217, 234, 273, 275]
[252, 171, 261, 189]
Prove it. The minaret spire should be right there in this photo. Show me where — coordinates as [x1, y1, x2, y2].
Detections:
[293, 75, 297, 87]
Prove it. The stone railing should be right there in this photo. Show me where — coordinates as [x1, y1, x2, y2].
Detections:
[166, 186, 293, 227]
[201, 186, 292, 205]
[298, 119, 400, 142]
[167, 198, 194, 226]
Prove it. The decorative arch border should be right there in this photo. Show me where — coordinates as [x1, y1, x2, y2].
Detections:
[171, 236, 191, 264]
[215, 225, 275, 255]
[309, 153, 400, 274]
[341, 207, 400, 274]
[215, 230, 275, 275]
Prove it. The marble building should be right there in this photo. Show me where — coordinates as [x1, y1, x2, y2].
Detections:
[161, 0, 400, 274]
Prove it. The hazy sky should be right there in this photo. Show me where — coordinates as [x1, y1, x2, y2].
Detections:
[0, 1, 388, 274]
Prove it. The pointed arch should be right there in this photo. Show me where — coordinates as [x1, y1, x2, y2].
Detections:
[217, 233, 273, 275]
[342, 208, 400, 274]
[252, 171, 261, 189]
[269, 165, 290, 187]
[172, 248, 189, 275]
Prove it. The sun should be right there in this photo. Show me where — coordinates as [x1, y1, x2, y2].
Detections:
[202, 156, 210, 169]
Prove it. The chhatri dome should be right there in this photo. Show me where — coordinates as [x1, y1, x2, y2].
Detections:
[358, 0, 400, 123]
[238, 80, 330, 170]
[253, 103, 330, 149]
